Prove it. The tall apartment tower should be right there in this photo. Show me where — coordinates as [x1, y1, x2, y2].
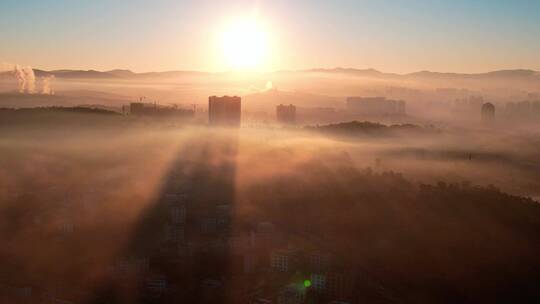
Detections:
[276, 104, 296, 125]
[481, 102, 495, 123]
[208, 96, 241, 127]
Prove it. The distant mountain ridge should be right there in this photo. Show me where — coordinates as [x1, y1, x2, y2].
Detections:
[32, 69, 211, 79]
[29, 67, 540, 80]
[405, 69, 539, 79]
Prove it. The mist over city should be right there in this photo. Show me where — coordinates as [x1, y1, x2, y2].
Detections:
[1, 1, 540, 303]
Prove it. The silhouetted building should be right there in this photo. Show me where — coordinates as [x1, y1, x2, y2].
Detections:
[276, 104, 296, 124]
[481, 102, 495, 122]
[208, 96, 241, 126]
[346, 97, 406, 115]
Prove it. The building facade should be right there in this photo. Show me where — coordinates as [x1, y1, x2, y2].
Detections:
[208, 96, 241, 126]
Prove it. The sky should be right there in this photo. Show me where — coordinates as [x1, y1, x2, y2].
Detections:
[1, 0, 539, 73]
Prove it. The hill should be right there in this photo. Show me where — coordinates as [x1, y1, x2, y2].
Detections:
[28, 67, 540, 82]
[307, 121, 438, 137]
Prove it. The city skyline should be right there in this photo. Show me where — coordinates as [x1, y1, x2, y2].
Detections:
[1, 0, 540, 73]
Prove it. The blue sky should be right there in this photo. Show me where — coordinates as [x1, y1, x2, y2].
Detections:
[1, 0, 539, 72]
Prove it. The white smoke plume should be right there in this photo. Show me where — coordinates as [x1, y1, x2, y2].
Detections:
[41, 75, 55, 95]
[0, 62, 36, 94]
[25, 66, 35, 93]
[248, 80, 275, 93]
[20, 65, 35, 94]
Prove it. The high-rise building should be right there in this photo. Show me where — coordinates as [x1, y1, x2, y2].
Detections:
[481, 102, 495, 122]
[208, 96, 241, 126]
[276, 104, 296, 124]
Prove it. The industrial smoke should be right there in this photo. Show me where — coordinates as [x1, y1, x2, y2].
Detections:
[41, 75, 55, 95]
[1, 62, 52, 94]
[14, 64, 35, 94]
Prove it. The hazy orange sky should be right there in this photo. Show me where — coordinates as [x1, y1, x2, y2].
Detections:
[1, 0, 539, 73]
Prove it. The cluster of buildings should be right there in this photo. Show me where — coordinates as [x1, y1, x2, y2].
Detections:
[125, 90, 539, 127]
[264, 248, 361, 303]
[505, 100, 540, 119]
[445, 89, 540, 124]
[453, 96, 485, 114]
[208, 97, 298, 127]
[208, 95, 410, 127]
[276, 104, 297, 125]
[129, 99, 194, 118]
[346, 97, 406, 116]
[65, 147, 385, 304]
[453, 94, 540, 124]
[128, 94, 411, 127]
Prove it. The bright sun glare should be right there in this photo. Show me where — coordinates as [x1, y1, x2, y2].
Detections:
[219, 17, 272, 71]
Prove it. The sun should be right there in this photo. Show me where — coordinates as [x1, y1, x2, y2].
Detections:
[219, 17, 272, 71]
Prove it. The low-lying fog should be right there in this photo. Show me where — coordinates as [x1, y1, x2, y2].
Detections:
[1, 116, 539, 303]
[1, 68, 540, 302]
[2, 121, 539, 202]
